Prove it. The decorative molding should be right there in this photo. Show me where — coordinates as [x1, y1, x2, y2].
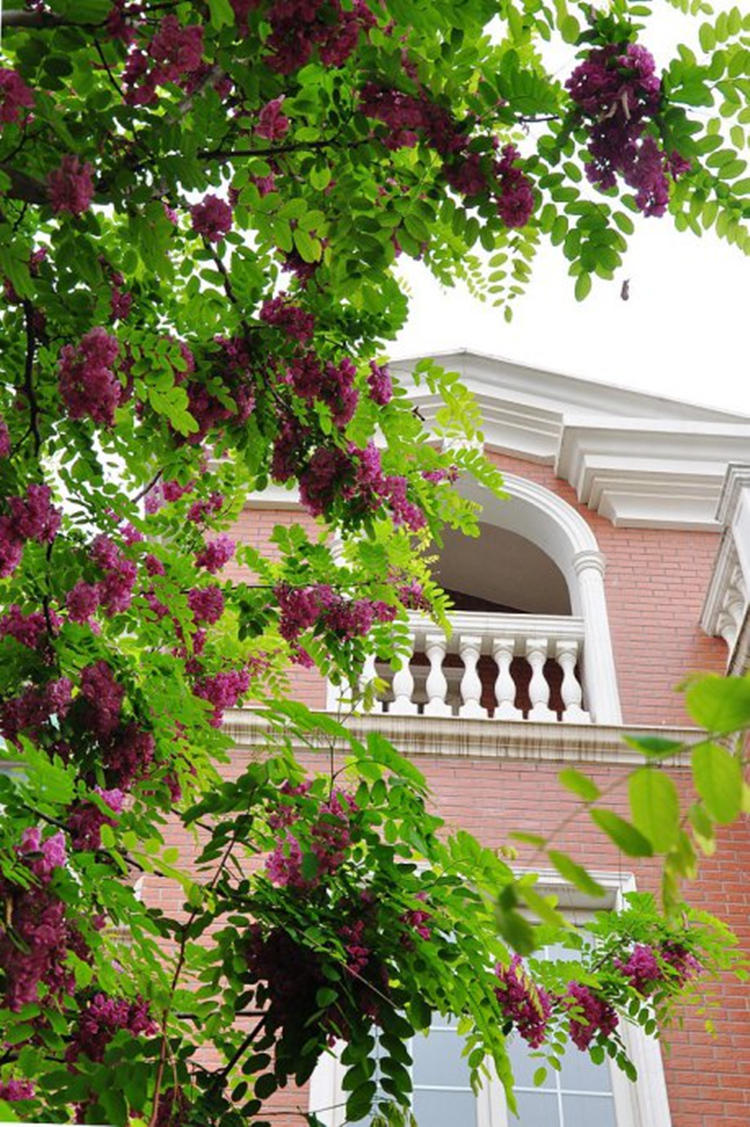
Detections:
[702, 463, 750, 672]
[223, 709, 695, 767]
[391, 351, 750, 530]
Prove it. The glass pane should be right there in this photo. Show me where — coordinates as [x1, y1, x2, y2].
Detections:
[514, 1090, 560, 1127]
[506, 1037, 554, 1090]
[413, 1029, 471, 1088]
[561, 1094, 616, 1127]
[412, 1088, 476, 1126]
[559, 1043, 612, 1093]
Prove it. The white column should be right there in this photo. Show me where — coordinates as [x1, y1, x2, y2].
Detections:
[556, 639, 590, 723]
[458, 635, 487, 718]
[526, 637, 556, 721]
[389, 642, 418, 716]
[424, 634, 452, 716]
[572, 549, 622, 724]
[491, 637, 522, 719]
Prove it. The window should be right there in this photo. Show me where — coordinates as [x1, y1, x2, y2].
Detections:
[308, 873, 671, 1127]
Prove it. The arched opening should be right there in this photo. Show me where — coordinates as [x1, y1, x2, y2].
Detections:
[435, 522, 571, 615]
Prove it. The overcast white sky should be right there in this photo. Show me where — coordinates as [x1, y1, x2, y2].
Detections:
[392, 3, 750, 416]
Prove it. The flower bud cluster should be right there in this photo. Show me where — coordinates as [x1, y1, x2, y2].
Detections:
[0, 68, 34, 125]
[47, 156, 95, 216]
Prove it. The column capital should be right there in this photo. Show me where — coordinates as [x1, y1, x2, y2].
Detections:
[572, 548, 607, 577]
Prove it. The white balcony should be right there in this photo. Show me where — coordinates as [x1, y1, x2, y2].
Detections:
[329, 612, 591, 723]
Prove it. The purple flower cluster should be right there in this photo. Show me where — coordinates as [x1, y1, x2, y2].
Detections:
[178, 340, 254, 443]
[566, 43, 688, 217]
[188, 492, 224, 524]
[339, 918, 371, 976]
[187, 584, 225, 624]
[494, 956, 552, 1048]
[190, 194, 233, 242]
[615, 942, 662, 995]
[79, 660, 126, 737]
[58, 327, 123, 426]
[264, 0, 375, 74]
[367, 361, 393, 406]
[0, 483, 61, 580]
[265, 788, 358, 888]
[66, 992, 157, 1063]
[47, 155, 95, 216]
[275, 583, 396, 645]
[0, 1079, 34, 1101]
[495, 144, 535, 229]
[0, 604, 50, 649]
[565, 982, 619, 1050]
[123, 15, 204, 105]
[193, 667, 251, 726]
[256, 97, 289, 140]
[286, 353, 359, 425]
[273, 432, 425, 529]
[0, 829, 71, 1009]
[0, 68, 34, 125]
[68, 787, 125, 851]
[90, 533, 138, 614]
[661, 941, 702, 985]
[0, 416, 10, 458]
[261, 293, 316, 343]
[195, 535, 235, 573]
[0, 677, 72, 743]
[360, 86, 534, 228]
[105, 721, 156, 788]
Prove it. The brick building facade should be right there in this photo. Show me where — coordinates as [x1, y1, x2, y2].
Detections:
[163, 352, 750, 1126]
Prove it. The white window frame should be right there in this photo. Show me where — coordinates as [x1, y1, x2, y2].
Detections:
[309, 871, 672, 1127]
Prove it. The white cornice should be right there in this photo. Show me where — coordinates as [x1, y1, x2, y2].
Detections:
[224, 709, 694, 767]
[391, 352, 750, 530]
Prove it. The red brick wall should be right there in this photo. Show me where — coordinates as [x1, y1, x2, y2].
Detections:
[154, 464, 745, 1126]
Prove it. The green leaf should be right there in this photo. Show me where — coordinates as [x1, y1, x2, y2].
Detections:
[692, 742, 743, 823]
[685, 674, 750, 733]
[574, 272, 591, 301]
[558, 768, 600, 802]
[207, 0, 235, 27]
[628, 768, 680, 852]
[589, 809, 654, 857]
[623, 734, 684, 758]
[547, 850, 605, 897]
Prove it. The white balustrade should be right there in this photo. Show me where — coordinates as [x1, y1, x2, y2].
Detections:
[492, 637, 522, 719]
[335, 612, 590, 723]
[556, 639, 590, 723]
[526, 637, 556, 721]
[424, 634, 452, 716]
[389, 639, 419, 716]
[458, 635, 487, 718]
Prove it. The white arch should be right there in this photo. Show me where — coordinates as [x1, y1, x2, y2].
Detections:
[459, 472, 622, 724]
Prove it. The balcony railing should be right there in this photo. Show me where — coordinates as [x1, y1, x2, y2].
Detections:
[329, 612, 590, 723]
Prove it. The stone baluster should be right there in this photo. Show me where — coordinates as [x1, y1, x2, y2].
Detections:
[389, 641, 418, 716]
[555, 640, 590, 723]
[358, 652, 382, 713]
[458, 635, 487, 718]
[525, 637, 556, 721]
[491, 637, 522, 719]
[424, 634, 452, 716]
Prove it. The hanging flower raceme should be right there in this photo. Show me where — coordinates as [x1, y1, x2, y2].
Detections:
[47, 155, 95, 216]
[190, 194, 233, 243]
[566, 42, 689, 216]
[0, 68, 34, 126]
[494, 956, 552, 1048]
[565, 982, 619, 1050]
[264, 0, 375, 74]
[265, 785, 358, 888]
[66, 992, 157, 1064]
[0, 483, 62, 583]
[67, 787, 125, 851]
[58, 328, 124, 426]
[274, 582, 396, 645]
[123, 14, 204, 105]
